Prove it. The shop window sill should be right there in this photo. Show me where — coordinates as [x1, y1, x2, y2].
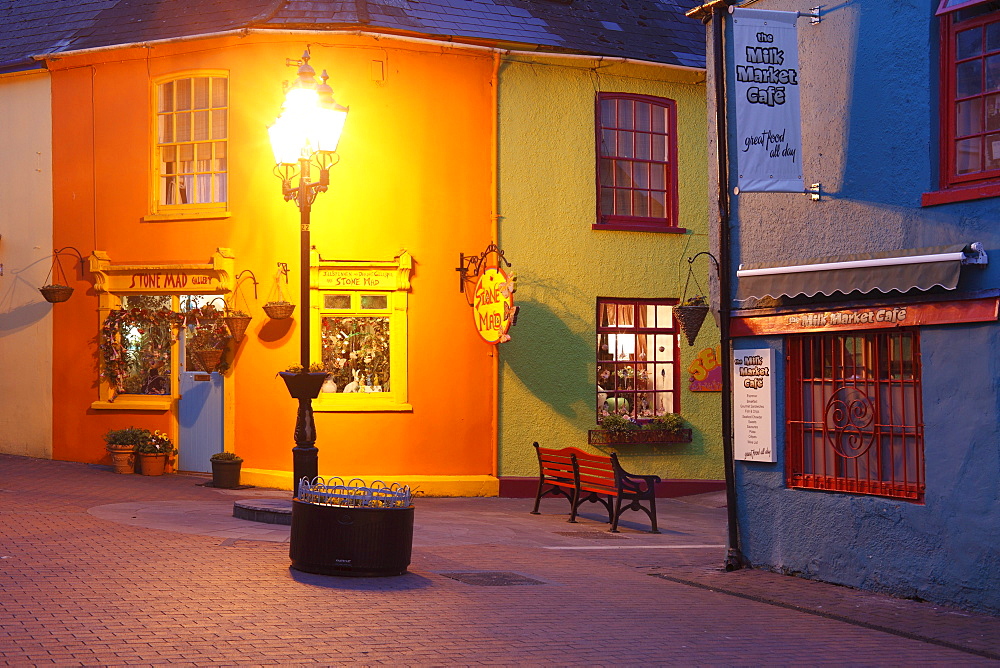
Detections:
[91, 397, 171, 411]
[142, 210, 231, 223]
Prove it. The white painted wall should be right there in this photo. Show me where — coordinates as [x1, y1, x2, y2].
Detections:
[0, 72, 53, 458]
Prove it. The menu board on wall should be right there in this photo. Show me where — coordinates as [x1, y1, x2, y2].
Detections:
[733, 348, 776, 462]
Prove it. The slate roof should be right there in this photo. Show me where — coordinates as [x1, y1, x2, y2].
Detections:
[0, 0, 705, 73]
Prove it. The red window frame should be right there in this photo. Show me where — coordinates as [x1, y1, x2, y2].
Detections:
[786, 331, 925, 502]
[596, 298, 681, 424]
[594, 93, 682, 232]
[925, 5, 1000, 205]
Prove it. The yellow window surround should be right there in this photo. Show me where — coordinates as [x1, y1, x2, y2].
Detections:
[147, 70, 230, 221]
[89, 248, 235, 410]
[312, 250, 413, 413]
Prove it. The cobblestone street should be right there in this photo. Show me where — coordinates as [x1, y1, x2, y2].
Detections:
[1, 454, 997, 666]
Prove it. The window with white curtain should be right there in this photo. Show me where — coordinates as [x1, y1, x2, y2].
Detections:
[596, 298, 680, 423]
[156, 74, 228, 209]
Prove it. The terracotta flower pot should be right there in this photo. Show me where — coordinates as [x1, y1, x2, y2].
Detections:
[138, 453, 168, 476]
[107, 445, 136, 474]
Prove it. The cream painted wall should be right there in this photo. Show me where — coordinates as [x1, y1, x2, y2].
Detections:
[0, 72, 54, 458]
[497, 56, 722, 481]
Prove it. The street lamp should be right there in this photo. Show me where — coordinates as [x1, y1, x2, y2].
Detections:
[269, 49, 348, 487]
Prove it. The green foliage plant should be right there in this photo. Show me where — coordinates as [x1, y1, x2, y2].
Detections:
[599, 413, 639, 433]
[644, 413, 687, 434]
[210, 451, 243, 463]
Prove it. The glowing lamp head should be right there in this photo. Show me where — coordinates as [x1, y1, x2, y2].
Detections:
[269, 55, 348, 165]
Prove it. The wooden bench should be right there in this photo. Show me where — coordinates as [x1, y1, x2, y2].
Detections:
[530, 442, 662, 533]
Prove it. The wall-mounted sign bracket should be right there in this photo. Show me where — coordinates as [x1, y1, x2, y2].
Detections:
[456, 243, 511, 306]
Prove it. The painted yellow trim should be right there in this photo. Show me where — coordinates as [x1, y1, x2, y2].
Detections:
[90, 398, 170, 411]
[148, 69, 230, 217]
[241, 468, 500, 497]
[88, 248, 235, 408]
[142, 210, 231, 222]
[311, 250, 413, 412]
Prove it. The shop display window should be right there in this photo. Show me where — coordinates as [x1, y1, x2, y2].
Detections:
[314, 290, 409, 411]
[786, 331, 925, 502]
[151, 73, 228, 217]
[595, 93, 680, 231]
[596, 298, 680, 423]
[115, 295, 174, 395]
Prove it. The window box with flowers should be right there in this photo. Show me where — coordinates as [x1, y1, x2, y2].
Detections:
[588, 413, 692, 446]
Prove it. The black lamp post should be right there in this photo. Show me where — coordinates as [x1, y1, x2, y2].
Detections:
[269, 49, 348, 488]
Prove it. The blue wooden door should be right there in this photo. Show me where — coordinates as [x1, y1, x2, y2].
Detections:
[178, 368, 224, 472]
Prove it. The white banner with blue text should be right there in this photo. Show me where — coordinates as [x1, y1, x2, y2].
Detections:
[731, 8, 804, 193]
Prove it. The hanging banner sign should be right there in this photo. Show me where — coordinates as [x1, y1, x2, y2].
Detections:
[473, 266, 516, 344]
[731, 8, 804, 193]
[733, 348, 776, 462]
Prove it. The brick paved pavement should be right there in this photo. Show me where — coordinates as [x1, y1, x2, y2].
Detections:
[1, 454, 997, 666]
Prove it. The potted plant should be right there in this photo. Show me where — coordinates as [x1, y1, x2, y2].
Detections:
[588, 412, 692, 446]
[223, 308, 252, 343]
[104, 427, 144, 474]
[135, 429, 176, 476]
[263, 301, 295, 319]
[675, 295, 710, 346]
[279, 363, 330, 400]
[187, 307, 231, 373]
[209, 451, 244, 489]
[40, 283, 74, 303]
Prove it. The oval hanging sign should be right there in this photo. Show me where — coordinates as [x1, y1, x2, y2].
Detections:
[473, 266, 515, 344]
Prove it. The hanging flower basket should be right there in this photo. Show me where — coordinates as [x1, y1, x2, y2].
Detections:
[224, 314, 252, 342]
[675, 305, 709, 346]
[588, 428, 692, 446]
[194, 349, 225, 373]
[263, 302, 296, 319]
[40, 284, 74, 303]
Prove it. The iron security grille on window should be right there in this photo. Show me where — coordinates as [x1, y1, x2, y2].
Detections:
[786, 331, 925, 501]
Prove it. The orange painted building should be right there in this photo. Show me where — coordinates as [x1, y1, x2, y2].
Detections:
[3, 2, 710, 495]
[46, 33, 499, 492]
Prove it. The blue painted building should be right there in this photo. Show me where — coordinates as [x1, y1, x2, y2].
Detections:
[692, 0, 1000, 613]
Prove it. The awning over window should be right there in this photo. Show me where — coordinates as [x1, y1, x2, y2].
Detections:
[736, 243, 987, 302]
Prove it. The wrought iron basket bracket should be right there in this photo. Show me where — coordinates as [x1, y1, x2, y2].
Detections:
[235, 269, 260, 300]
[277, 262, 290, 283]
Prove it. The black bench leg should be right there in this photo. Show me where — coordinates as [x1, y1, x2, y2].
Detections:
[610, 495, 623, 533]
[530, 477, 544, 515]
[647, 496, 660, 534]
[568, 488, 581, 523]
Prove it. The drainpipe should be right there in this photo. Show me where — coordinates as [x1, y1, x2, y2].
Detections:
[490, 51, 501, 480]
[691, 0, 744, 571]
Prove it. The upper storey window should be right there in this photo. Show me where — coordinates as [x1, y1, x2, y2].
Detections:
[595, 93, 680, 232]
[154, 74, 228, 215]
[925, 2, 1000, 204]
